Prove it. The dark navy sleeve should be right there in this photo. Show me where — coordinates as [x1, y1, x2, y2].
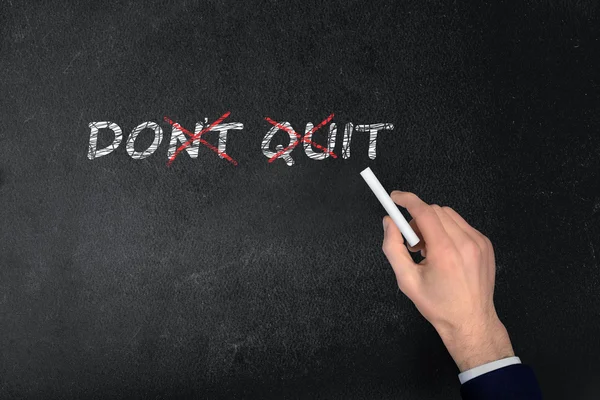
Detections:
[460, 364, 543, 400]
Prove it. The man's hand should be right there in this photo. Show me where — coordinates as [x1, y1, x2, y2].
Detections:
[382, 191, 515, 372]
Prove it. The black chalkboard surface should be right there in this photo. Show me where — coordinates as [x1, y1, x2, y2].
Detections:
[1, 1, 599, 399]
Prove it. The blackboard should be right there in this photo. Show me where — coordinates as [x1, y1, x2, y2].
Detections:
[1, 1, 599, 399]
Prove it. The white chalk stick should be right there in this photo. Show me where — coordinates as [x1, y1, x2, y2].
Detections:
[360, 167, 420, 247]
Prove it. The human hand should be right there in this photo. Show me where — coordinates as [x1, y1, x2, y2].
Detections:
[382, 191, 515, 372]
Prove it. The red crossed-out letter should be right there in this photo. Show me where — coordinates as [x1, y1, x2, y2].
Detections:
[164, 111, 238, 166]
[264, 113, 337, 163]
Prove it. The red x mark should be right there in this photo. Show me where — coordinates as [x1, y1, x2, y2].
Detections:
[264, 113, 337, 163]
[164, 111, 238, 166]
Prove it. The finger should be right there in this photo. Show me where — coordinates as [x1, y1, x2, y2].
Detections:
[407, 218, 425, 252]
[441, 206, 487, 251]
[382, 216, 420, 296]
[390, 191, 451, 248]
[407, 219, 427, 257]
[442, 206, 496, 272]
[430, 204, 472, 250]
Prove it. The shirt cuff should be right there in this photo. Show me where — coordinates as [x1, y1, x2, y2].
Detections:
[458, 356, 522, 384]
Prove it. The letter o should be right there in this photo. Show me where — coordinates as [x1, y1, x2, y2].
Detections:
[126, 121, 164, 160]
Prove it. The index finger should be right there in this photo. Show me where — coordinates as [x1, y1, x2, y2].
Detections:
[390, 191, 449, 246]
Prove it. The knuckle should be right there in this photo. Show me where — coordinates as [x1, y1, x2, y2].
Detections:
[438, 238, 455, 255]
[403, 193, 419, 204]
[484, 237, 494, 252]
[431, 204, 441, 210]
[404, 192, 418, 203]
[442, 206, 454, 213]
[397, 280, 412, 297]
[425, 207, 438, 219]
[463, 240, 481, 257]
[382, 242, 392, 255]
[396, 278, 405, 291]
[484, 236, 492, 246]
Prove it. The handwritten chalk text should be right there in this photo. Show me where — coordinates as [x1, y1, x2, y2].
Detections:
[87, 113, 394, 166]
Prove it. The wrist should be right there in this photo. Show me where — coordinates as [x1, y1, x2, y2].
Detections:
[437, 317, 515, 372]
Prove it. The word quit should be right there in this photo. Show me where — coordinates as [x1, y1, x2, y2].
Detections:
[87, 112, 394, 166]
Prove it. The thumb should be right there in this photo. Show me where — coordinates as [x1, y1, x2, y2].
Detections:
[382, 216, 420, 296]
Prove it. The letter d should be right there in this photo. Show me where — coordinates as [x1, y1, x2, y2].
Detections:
[87, 121, 122, 160]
